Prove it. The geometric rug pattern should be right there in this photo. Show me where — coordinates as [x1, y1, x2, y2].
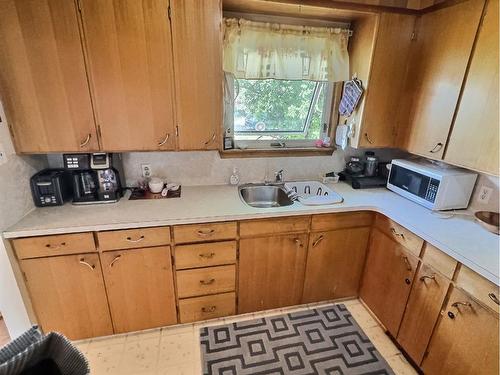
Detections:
[200, 304, 394, 375]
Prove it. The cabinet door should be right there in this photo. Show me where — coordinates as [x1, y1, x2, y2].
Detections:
[444, 0, 499, 175]
[404, 0, 484, 159]
[80, 0, 176, 151]
[0, 0, 98, 153]
[170, 0, 222, 150]
[100, 246, 177, 333]
[422, 286, 499, 375]
[397, 263, 451, 365]
[359, 228, 419, 336]
[302, 227, 370, 303]
[238, 234, 308, 313]
[21, 254, 112, 340]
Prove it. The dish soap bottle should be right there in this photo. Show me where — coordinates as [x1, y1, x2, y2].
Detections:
[229, 167, 240, 185]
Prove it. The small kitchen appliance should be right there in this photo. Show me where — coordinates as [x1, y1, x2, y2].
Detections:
[63, 153, 123, 205]
[387, 159, 477, 210]
[30, 169, 72, 207]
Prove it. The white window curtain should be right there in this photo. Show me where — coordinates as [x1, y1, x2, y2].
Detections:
[223, 18, 350, 82]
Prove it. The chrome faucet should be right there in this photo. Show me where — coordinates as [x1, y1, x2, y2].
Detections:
[275, 169, 284, 183]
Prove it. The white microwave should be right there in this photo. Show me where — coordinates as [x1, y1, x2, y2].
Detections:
[387, 159, 478, 210]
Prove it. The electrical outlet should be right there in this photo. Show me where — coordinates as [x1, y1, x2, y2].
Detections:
[0, 143, 6, 166]
[478, 185, 493, 204]
[141, 164, 152, 178]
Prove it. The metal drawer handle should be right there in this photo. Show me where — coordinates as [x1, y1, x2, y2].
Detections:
[199, 252, 215, 259]
[79, 258, 95, 270]
[402, 256, 412, 271]
[420, 274, 436, 282]
[79, 133, 91, 148]
[312, 235, 324, 248]
[202, 305, 217, 313]
[364, 133, 374, 144]
[204, 132, 216, 146]
[158, 133, 170, 146]
[429, 142, 443, 153]
[126, 235, 145, 243]
[488, 293, 500, 305]
[197, 229, 215, 237]
[391, 227, 405, 239]
[45, 242, 66, 249]
[451, 301, 472, 309]
[109, 254, 122, 267]
[199, 278, 215, 286]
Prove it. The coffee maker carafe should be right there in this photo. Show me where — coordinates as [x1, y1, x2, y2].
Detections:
[64, 153, 122, 204]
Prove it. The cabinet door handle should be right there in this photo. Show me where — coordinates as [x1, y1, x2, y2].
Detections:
[79, 133, 91, 148]
[420, 274, 436, 282]
[451, 301, 472, 309]
[158, 133, 170, 146]
[293, 238, 304, 247]
[312, 235, 324, 248]
[199, 252, 215, 259]
[199, 278, 215, 286]
[391, 227, 405, 239]
[45, 242, 66, 249]
[364, 133, 374, 144]
[204, 132, 216, 146]
[488, 293, 500, 305]
[202, 305, 217, 313]
[109, 254, 122, 267]
[402, 256, 412, 271]
[197, 229, 215, 237]
[79, 258, 95, 270]
[429, 142, 443, 153]
[126, 235, 145, 243]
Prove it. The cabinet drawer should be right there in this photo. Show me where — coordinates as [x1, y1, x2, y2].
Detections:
[175, 241, 236, 270]
[97, 227, 171, 251]
[374, 215, 424, 257]
[179, 292, 236, 323]
[173, 222, 237, 244]
[176, 265, 236, 298]
[311, 211, 373, 232]
[421, 243, 457, 279]
[456, 265, 499, 314]
[240, 216, 309, 237]
[13, 233, 96, 259]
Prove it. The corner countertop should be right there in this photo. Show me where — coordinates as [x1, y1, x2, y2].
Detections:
[3, 182, 499, 285]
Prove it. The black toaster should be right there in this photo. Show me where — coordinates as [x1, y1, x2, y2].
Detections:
[30, 169, 72, 207]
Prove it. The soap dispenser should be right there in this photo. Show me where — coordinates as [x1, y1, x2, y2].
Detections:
[229, 167, 240, 185]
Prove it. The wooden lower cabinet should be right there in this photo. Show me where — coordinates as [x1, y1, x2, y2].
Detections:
[422, 286, 499, 375]
[238, 233, 308, 313]
[21, 253, 113, 340]
[359, 228, 419, 336]
[100, 246, 177, 333]
[396, 262, 451, 364]
[179, 292, 236, 323]
[302, 227, 371, 303]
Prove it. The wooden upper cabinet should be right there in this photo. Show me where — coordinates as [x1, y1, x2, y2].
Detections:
[403, 0, 485, 159]
[21, 253, 113, 340]
[357, 13, 415, 148]
[359, 228, 419, 336]
[170, 0, 222, 150]
[79, 0, 176, 151]
[0, 0, 98, 153]
[302, 227, 370, 303]
[422, 286, 499, 375]
[444, 0, 499, 175]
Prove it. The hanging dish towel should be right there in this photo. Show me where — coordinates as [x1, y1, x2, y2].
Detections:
[339, 78, 364, 117]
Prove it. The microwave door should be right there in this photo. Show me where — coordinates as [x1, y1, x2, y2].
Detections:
[389, 165, 430, 200]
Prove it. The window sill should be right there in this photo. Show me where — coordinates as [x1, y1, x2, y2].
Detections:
[219, 147, 335, 158]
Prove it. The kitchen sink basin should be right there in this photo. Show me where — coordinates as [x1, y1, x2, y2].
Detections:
[239, 184, 294, 208]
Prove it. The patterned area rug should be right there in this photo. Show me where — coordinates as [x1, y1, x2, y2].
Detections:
[200, 304, 394, 375]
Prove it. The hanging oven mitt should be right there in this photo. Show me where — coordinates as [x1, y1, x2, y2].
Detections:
[339, 78, 364, 117]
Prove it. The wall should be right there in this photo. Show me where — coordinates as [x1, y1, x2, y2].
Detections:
[0, 102, 47, 339]
[469, 173, 500, 213]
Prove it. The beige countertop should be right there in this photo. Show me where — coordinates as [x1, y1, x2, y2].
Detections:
[3, 182, 499, 285]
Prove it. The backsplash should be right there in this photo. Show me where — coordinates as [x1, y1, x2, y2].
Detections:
[469, 173, 500, 213]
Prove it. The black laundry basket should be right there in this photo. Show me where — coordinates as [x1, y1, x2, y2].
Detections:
[0, 326, 89, 375]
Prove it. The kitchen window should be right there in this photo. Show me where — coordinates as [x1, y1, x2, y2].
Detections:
[222, 17, 350, 151]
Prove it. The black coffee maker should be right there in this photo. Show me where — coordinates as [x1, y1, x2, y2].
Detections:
[63, 153, 123, 204]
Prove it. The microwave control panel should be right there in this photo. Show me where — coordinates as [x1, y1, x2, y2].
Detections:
[425, 179, 440, 203]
